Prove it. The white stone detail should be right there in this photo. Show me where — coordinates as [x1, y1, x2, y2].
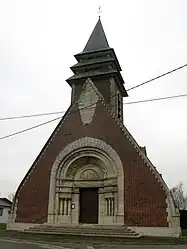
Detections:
[129, 226, 181, 238]
[7, 222, 38, 231]
[80, 169, 99, 180]
[78, 78, 99, 124]
[166, 195, 180, 228]
[47, 137, 124, 226]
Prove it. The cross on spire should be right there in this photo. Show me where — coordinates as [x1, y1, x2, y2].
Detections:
[98, 6, 102, 18]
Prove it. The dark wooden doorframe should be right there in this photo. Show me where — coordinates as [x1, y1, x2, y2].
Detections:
[79, 188, 99, 224]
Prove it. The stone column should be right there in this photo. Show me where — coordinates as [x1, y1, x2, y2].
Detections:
[114, 192, 118, 223]
[98, 188, 105, 225]
[64, 199, 67, 215]
[71, 188, 79, 225]
[117, 173, 125, 225]
[116, 191, 124, 225]
[54, 193, 59, 224]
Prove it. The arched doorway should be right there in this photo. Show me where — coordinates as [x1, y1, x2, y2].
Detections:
[47, 137, 124, 226]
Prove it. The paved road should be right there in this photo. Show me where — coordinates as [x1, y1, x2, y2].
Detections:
[0, 238, 187, 249]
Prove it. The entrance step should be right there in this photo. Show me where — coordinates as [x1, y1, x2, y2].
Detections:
[24, 224, 142, 238]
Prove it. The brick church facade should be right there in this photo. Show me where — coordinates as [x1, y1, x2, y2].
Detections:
[8, 19, 180, 237]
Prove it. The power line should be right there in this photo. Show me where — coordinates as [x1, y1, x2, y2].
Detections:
[1, 62, 187, 122]
[0, 116, 62, 140]
[123, 93, 187, 105]
[0, 91, 119, 121]
[0, 111, 65, 121]
[1, 90, 187, 122]
[1, 92, 187, 141]
[0, 93, 117, 140]
[127, 63, 187, 91]
[1, 63, 187, 122]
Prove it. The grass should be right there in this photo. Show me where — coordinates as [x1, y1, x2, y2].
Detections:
[0, 224, 6, 230]
[0, 231, 187, 245]
[0, 227, 187, 244]
[182, 229, 187, 237]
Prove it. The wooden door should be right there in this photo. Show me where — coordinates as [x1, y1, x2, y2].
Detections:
[79, 188, 98, 224]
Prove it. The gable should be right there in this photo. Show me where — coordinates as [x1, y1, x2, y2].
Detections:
[13, 77, 176, 225]
[15, 78, 170, 199]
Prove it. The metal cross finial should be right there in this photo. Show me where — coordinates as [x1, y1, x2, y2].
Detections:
[98, 6, 102, 18]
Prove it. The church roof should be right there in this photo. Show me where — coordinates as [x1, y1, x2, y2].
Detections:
[67, 18, 127, 97]
[83, 18, 110, 52]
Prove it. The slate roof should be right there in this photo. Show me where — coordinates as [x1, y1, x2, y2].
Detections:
[0, 198, 12, 207]
[83, 18, 110, 52]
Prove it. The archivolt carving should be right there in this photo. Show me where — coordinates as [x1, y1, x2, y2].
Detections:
[48, 137, 125, 223]
[59, 153, 109, 180]
[80, 169, 99, 180]
[66, 164, 78, 179]
[65, 161, 104, 181]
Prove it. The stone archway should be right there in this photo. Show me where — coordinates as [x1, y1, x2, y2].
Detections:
[47, 137, 124, 226]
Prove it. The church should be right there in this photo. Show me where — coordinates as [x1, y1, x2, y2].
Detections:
[8, 18, 180, 237]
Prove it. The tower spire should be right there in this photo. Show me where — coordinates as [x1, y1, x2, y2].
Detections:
[66, 18, 128, 101]
[83, 18, 109, 53]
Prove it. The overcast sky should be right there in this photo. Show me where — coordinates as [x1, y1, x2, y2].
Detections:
[0, 0, 187, 198]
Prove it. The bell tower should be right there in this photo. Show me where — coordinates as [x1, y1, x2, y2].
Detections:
[66, 18, 128, 122]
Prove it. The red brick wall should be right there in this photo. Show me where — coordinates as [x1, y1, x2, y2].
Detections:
[15, 102, 168, 227]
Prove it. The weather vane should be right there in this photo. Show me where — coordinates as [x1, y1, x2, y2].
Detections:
[98, 6, 102, 18]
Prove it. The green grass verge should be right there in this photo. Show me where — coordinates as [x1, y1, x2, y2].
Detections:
[0, 231, 187, 245]
[182, 229, 187, 237]
[0, 223, 7, 230]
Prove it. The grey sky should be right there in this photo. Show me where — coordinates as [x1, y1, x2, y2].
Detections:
[0, 0, 187, 197]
